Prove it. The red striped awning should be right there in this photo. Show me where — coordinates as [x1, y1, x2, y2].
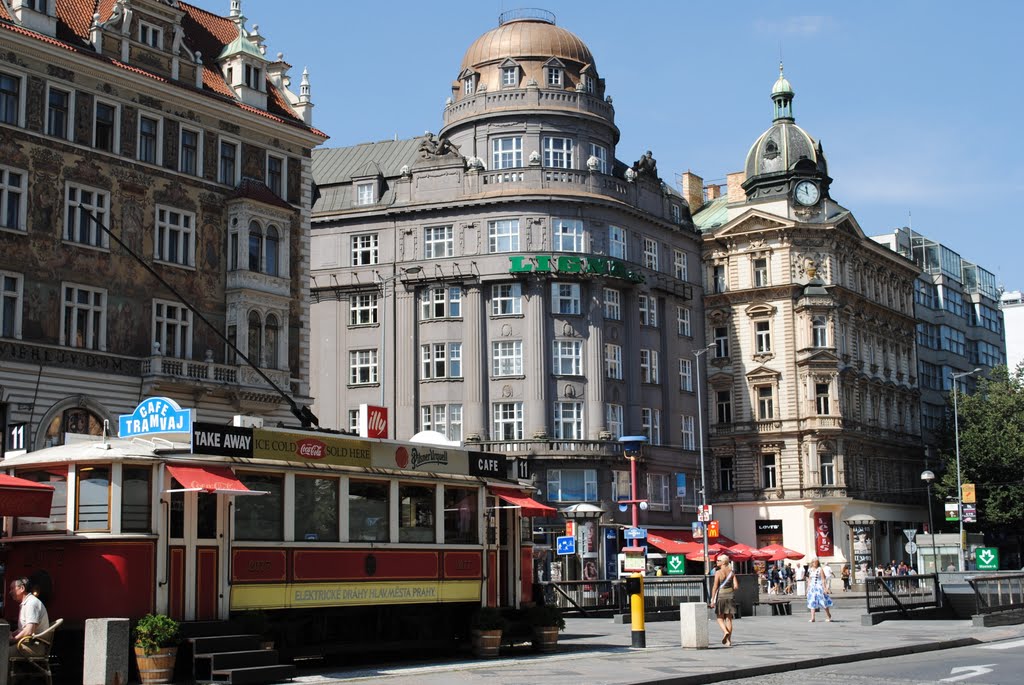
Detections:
[0, 474, 55, 518]
[165, 465, 263, 496]
[490, 487, 557, 517]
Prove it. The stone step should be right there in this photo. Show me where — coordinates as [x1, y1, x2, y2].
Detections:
[209, 663, 295, 684]
[199, 649, 280, 671]
[191, 634, 263, 655]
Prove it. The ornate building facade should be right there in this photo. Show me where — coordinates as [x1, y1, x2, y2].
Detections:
[310, 10, 705, 578]
[692, 68, 925, 578]
[0, 0, 326, 455]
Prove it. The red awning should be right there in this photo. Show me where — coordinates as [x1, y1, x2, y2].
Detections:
[491, 487, 557, 517]
[647, 529, 739, 549]
[165, 465, 263, 496]
[0, 474, 55, 518]
[646, 531, 701, 554]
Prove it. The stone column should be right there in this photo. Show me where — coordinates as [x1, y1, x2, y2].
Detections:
[525, 279, 549, 438]
[462, 283, 486, 440]
[586, 279, 607, 438]
[393, 285, 419, 439]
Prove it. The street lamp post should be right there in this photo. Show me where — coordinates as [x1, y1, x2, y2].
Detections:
[376, 266, 422, 412]
[694, 343, 715, 584]
[921, 470, 939, 573]
[950, 368, 980, 572]
[618, 436, 649, 548]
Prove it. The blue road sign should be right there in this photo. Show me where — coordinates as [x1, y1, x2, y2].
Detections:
[556, 535, 576, 555]
[624, 527, 647, 540]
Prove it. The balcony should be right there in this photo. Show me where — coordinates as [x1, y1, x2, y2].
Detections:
[472, 165, 630, 203]
[141, 355, 291, 397]
[474, 438, 631, 460]
[443, 87, 615, 129]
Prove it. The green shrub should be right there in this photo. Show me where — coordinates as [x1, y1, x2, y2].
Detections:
[134, 613, 181, 655]
[527, 604, 565, 631]
[470, 607, 506, 631]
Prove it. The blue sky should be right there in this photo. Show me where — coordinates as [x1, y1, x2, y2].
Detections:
[235, 0, 1022, 290]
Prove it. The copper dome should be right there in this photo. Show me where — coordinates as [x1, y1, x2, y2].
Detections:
[460, 16, 595, 71]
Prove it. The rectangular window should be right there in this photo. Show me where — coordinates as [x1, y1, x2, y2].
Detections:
[180, 127, 201, 176]
[639, 295, 658, 327]
[940, 325, 966, 356]
[553, 401, 584, 440]
[719, 457, 734, 492]
[762, 455, 778, 489]
[463, 76, 474, 95]
[612, 470, 631, 502]
[0, 165, 26, 231]
[812, 316, 828, 347]
[642, 237, 658, 270]
[350, 233, 378, 266]
[914, 279, 936, 308]
[424, 225, 454, 258]
[553, 340, 583, 375]
[604, 343, 622, 380]
[640, 349, 659, 384]
[64, 183, 110, 248]
[492, 136, 522, 169]
[816, 383, 830, 415]
[349, 292, 378, 326]
[421, 404, 463, 441]
[501, 66, 518, 87]
[349, 479, 389, 542]
[671, 204, 682, 223]
[608, 226, 626, 259]
[488, 219, 520, 253]
[94, 100, 118, 152]
[940, 286, 965, 317]
[152, 299, 192, 358]
[551, 282, 581, 315]
[674, 250, 688, 281]
[244, 64, 262, 90]
[490, 283, 522, 316]
[121, 466, 152, 533]
[492, 402, 524, 440]
[757, 386, 774, 420]
[61, 283, 106, 350]
[267, 155, 284, 197]
[553, 218, 584, 252]
[542, 136, 573, 168]
[547, 469, 597, 502]
[14, 468, 67, 534]
[603, 288, 621, 320]
[349, 349, 378, 385]
[0, 71, 21, 126]
[647, 473, 670, 511]
[355, 182, 375, 205]
[492, 340, 523, 376]
[606, 404, 624, 438]
[546, 67, 563, 87]
[641, 408, 661, 445]
[76, 464, 110, 531]
[235, 473, 284, 541]
[588, 143, 607, 173]
[714, 326, 730, 358]
[713, 264, 726, 293]
[681, 415, 695, 450]
[420, 286, 462, 319]
[679, 358, 692, 392]
[420, 342, 462, 379]
[716, 390, 732, 424]
[1, 272, 24, 338]
[755, 320, 772, 353]
[218, 139, 238, 185]
[819, 454, 835, 486]
[753, 257, 768, 287]
[139, 21, 163, 48]
[138, 115, 160, 164]
[348, 409, 360, 434]
[399, 483, 436, 543]
[154, 206, 195, 267]
[444, 486, 478, 544]
[294, 476, 339, 542]
[677, 306, 691, 336]
[46, 86, 70, 139]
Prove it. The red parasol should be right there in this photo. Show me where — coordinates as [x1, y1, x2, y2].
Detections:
[729, 543, 772, 561]
[0, 474, 56, 518]
[757, 543, 805, 561]
[686, 543, 740, 562]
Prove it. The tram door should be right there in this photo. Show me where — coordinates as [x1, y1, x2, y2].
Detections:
[485, 495, 519, 607]
[167, 487, 225, 621]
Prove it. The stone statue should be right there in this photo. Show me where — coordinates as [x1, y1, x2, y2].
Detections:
[418, 132, 461, 159]
[634, 150, 658, 179]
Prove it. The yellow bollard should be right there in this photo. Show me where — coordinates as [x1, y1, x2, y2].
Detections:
[628, 572, 646, 648]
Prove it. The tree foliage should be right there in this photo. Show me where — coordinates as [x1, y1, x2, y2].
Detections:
[935, 365, 1024, 535]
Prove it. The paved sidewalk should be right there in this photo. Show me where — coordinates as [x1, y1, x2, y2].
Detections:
[292, 600, 1024, 685]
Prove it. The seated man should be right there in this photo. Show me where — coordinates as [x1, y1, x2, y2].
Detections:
[8, 577, 50, 649]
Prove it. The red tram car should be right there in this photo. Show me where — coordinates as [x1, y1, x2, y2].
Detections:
[0, 406, 549, 659]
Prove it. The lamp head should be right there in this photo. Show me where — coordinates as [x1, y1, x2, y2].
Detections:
[403, 266, 423, 275]
[920, 469, 935, 483]
[618, 435, 648, 458]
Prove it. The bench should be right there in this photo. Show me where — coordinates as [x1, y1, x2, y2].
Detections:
[755, 598, 792, 616]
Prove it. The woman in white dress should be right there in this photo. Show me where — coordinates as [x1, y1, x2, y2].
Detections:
[805, 558, 833, 622]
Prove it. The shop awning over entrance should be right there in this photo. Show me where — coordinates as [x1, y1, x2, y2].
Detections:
[165, 465, 264, 496]
[0, 474, 55, 518]
[491, 487, 557, 517]
[647, 529, 739, 551]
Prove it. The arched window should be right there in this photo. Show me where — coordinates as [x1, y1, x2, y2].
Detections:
[44, 407, 104, 448]
[265, 225, 280, 276]
[247, 310, 262, 364]
[265, 314, 280, 369]
[248, 220, 263, 272]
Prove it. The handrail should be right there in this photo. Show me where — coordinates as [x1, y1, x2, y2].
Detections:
[966, 572, 1024, 615]
[863, 573, 940, 614]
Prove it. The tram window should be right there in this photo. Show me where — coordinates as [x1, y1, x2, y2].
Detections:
[235, 472, 283, 541]
[196, 492, 217, 539]
[295, 476, 339, 542]
[14, 468, 68, 534]
[399, 484, 435, 543]
[76, 464, 111, 531]
[121, 466, 152, 532]
[349, 479, 388, 542]
[443, 486, 478, 545]
[169, 490, 184, 538]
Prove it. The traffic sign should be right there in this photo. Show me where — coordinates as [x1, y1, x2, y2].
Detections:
[976, 547, 999, 571]
[904, 529, 917, 542]
[556, 535, 576, 555]
[624, 527, 647, 540]
[697, 504, 713, 522]
[905, 541, 918, 555]
[666, 554, 686, 575]
[963, 505, 977, 523]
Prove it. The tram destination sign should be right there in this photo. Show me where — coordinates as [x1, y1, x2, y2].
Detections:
[192, 422, 254, 458]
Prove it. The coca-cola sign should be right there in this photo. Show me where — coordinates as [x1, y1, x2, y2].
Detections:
[360, 404, 388, 439]
[295, 438, 326, 459]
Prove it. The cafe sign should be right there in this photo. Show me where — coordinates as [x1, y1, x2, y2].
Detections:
[508, 255, 644, 283]
[119, 397, 193, 439]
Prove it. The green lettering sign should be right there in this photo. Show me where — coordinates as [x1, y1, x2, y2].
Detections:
[506, 255, 645, 284]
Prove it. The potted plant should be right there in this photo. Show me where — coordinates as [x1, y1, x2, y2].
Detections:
[527, 604, 565, 653]
[133, 613, 181, 684]
[469, 607, 506, 658]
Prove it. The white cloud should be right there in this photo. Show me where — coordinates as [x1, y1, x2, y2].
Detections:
[753, 16, 834, 36]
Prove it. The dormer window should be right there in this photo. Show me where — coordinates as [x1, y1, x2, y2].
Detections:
[356, 182, 375, 206]
[463, 76, 475, 96]
[501, 66, 518, 87]
[244, 64, 263, 91]
[583, 75, 595, 94]
[139, 21, 163, 49]
[10, 1, 57, 38]
[547, 67, 563, 87]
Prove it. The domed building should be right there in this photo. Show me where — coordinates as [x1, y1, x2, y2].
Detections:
[310, 9, 705, 598]
[690, 66, 925, 582]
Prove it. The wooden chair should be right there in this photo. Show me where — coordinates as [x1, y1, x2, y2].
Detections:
[9, 618, 62, 685]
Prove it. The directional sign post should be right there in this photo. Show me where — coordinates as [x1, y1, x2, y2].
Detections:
[666, 554, 686, 575]
[976, 547, 999, 571]
[556, 535, 576, 556]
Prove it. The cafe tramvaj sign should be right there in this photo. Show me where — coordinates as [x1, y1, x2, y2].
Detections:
[119, 397, 194, 439]
[508, 255, 645, 283]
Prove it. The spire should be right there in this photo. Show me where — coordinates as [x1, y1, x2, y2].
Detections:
[771, 61, 794, 122]
[299, 66, 311, 102]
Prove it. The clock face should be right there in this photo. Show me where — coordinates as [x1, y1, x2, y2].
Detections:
[795, 180, 820, 206]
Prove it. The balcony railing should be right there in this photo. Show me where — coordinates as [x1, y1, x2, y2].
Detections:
[142, 355, 290, 391]
[474, 438, 624, 458]
[443, 87, 614, 128]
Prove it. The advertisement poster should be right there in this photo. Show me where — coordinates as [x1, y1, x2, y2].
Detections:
[814, 511, 834, 556]
[851, 523, 874, 582]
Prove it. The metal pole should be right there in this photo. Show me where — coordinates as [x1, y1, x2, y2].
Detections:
[952, 384, 964, 572]
[630, 455, 639, 549]
[695, 345, 712, 587]
[926, 482, 938, 573]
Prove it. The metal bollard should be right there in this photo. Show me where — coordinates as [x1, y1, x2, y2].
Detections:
[627, 573, 645, 648]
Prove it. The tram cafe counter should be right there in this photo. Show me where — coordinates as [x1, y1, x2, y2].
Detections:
[190, 422, 507, 479]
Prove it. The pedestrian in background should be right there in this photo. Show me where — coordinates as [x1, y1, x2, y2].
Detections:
[841, 564, 851, 591]
[806, 559, 833, 622]
[822, 562, 834, 592]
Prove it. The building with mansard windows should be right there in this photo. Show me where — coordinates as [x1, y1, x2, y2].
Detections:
[0, 0, 326, 455]
[310, 10, 704, 579]
[690, 66, 925, 580]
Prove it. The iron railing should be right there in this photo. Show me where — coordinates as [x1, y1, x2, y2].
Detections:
[966, 573, 1024, 615]
[864, 573, 940, 615]
[538, 577, 707, 616]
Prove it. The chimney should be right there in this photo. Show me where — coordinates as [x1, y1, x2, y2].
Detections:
[680, 171, 704, 213]
[726, 171, 746, 203]
[705, 184, 721, 200]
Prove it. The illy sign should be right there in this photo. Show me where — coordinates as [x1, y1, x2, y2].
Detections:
[359, 404, 388, 439]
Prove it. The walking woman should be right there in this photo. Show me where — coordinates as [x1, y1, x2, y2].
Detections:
[709, 554, 739, 646]
[806, 558, 833, 622]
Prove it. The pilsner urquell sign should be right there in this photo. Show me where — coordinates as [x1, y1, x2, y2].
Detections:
[508, 255, 644, 283]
